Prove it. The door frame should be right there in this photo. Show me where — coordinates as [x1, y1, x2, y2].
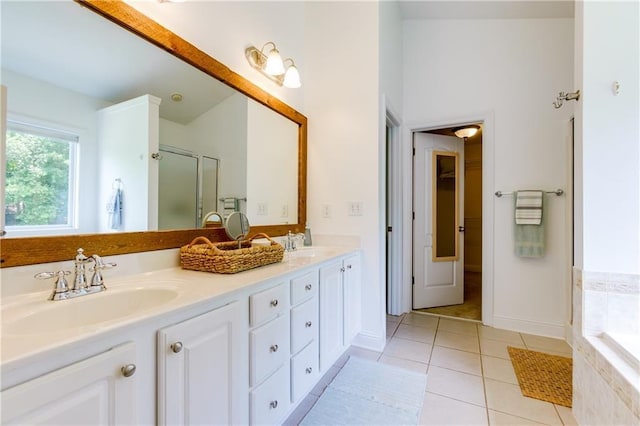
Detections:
[398, 112, 495, 326]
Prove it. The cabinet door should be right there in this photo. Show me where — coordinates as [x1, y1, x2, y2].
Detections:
[158, 302, 246, 426]
[1, 342, 136, 425]
[343, 253, 362, 345]
[319, 260, 345, 372]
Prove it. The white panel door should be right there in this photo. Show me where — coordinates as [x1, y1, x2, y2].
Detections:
[157, 301, 246, 426]
[1, 342, 136, 425]
[413, 132, 465, 309]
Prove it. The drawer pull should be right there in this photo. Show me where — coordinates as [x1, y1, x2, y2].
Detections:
[305, 321, 313, 328]
[171, 342, 183, 353]
[270, 344, 279, 353]
[305, 284, 312, 291]
[269, 400, 278, 409]
[306, 367, 313, 374]
[270, 299, 279, 307]
[121, 364, 136, 378]
[340, 267, 346, 273]
[347, 264, 352, 269]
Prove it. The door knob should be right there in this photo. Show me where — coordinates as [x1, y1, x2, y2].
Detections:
[458, 226, 465, 232]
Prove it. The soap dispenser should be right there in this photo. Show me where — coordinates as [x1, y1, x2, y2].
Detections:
[303, 222, 312, 246]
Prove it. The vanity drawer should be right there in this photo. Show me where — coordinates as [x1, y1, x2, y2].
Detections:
[290, 297, 318, 354]
[250, 283, 288, 327]
[250, 365, 290, 426]
[250, 314, 290, 386]
[290, 271, 318, 306]
[291, 341, 319, 403]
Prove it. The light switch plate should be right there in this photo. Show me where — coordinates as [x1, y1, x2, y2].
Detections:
[348, 201, 363, 216]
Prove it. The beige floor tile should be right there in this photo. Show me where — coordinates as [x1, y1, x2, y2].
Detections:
[346, 346, 381, 361]
[402, 312, 440, 329]
[481, 355, 518, 384]
[554, 404, 578, 426]
[430, 345, 482, 376]
[386, 320, 400, 337]
[438, 317, 479, 336]
[480, 338, 525, 359]
[435, 330, 480, 353]
[425, 365, 486, 407]
[484, 379, 562, 425]
[383, 337, 432, 363]
[525, 345, 573, 358]
[419, 392, 488, 425]
[378, 354, 428, 374]
[395, 324, 437, 344]
[488, 409, 547, 425]
[387, 314, 403, 324]
[520, 334, 573, 356]
[478, 325, 525, 344]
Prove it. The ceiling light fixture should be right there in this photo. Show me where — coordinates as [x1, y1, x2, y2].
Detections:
[453, 125, 480, 140]
[245, 42, 301, 88]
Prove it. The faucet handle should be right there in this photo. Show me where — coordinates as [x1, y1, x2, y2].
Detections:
[89, 254, 116, 289]
[35, 270, 71, 301]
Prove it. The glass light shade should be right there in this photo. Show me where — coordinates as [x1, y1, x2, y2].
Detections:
[283, 65, 301, 88]
[454, 127, 479, 139]
[264, 48, 285, 75]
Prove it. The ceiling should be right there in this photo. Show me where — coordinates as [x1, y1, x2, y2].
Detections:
[398, 1, 574, 20]
[1, 1, 236, 125]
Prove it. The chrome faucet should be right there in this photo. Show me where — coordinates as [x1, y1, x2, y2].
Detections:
[35, 248, 117, 301]
[284, 231, 305, 252]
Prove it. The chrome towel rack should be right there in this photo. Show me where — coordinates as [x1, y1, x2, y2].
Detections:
[495, 189, 564, 198]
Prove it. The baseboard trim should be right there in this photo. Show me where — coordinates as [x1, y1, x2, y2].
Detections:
[351, 331, 386, 352]
[493, 315, 565, 338]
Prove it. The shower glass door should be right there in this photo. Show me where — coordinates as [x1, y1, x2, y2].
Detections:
[158, 149, 198, 230]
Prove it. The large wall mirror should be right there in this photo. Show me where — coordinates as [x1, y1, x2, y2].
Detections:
[0, 0, 307, 267]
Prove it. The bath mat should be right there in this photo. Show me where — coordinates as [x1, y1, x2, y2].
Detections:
[300, 357, 427, 425]
[507, 346, 573, 407]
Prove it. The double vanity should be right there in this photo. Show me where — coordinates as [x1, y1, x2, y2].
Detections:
[1, 246, 362, 425]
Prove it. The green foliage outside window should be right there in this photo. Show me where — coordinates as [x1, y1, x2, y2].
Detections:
[5, 130, 71, 226]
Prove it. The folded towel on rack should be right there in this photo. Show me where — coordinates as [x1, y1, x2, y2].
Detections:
[223, 197, 239, 211]
[514, 192, 544, 257]
[515, 190, 543, 225]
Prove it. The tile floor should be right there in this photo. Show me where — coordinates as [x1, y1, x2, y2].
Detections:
[285, 312, 577, 426]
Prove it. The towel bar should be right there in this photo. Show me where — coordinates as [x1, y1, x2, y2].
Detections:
[495, 189, 564, 198]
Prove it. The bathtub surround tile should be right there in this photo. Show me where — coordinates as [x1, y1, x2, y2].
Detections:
[607, 293, 640, 334]
[425, 366, 486, 407]
[435, 330, 480, 353]
[484, 378, 562, 425]
[430, 345, 482, 376]
[378, 355, 428, 374]
[419, 392, 488, 425]
[583, 289, 608, 334]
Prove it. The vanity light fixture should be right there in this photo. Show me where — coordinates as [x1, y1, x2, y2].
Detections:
[245, 42, 301, 88]
[453, 125, 480, 140]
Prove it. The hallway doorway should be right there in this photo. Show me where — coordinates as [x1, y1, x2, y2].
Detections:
[412, 124, 483, 321]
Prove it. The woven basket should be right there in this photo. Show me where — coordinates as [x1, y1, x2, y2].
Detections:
[180, 233, 284, 274]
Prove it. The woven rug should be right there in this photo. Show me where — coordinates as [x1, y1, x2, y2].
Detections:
[300, 357, 427, 425]
[507, 346, 573, 407]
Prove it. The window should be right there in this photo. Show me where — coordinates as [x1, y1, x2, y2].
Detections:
[4, 120, 78, 232]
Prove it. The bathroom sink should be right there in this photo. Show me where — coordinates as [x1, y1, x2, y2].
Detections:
[2, 287, 180, 335]
[285, 246, 341, 260]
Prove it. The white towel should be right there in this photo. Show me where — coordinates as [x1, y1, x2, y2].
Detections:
[107, 188, 123, 230]
[515, 190, 543, 225]
[223, 197, 239, 211]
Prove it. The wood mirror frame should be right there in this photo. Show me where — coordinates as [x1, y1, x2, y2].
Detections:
[0, 0, 307, 268]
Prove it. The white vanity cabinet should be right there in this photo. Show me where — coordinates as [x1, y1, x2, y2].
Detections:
[0, 342, 137, 425]
[319, 252, 362, 371]
[289, 271, 320, 403]
[157, 301, 247, 426]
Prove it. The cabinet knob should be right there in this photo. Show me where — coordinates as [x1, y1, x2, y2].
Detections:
[269, 400, 278, 409]
[270, 299, 279, 307]
[305, 321, 312, 328]
[121, 364, 136, 377]
[340, 267, 346, 273]
[347, 264, 352, 269]
[171, 342, 183, 353]
[305, 367, 313, 374]
[305, 284, 312, 291]
[270, 344, 279, 353]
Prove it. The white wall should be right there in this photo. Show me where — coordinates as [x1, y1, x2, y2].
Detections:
[1, 69, 110, 235]
[97, 95, 160, 232]
[246, 99, 298, 226]
[304, 2, 383, 349]
[579, 1, 639, 275]
[403, 19, 574, 336]
[379, 1, 404, 116]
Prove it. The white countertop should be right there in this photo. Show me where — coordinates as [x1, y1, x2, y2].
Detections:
[0, 246, 358, 371]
